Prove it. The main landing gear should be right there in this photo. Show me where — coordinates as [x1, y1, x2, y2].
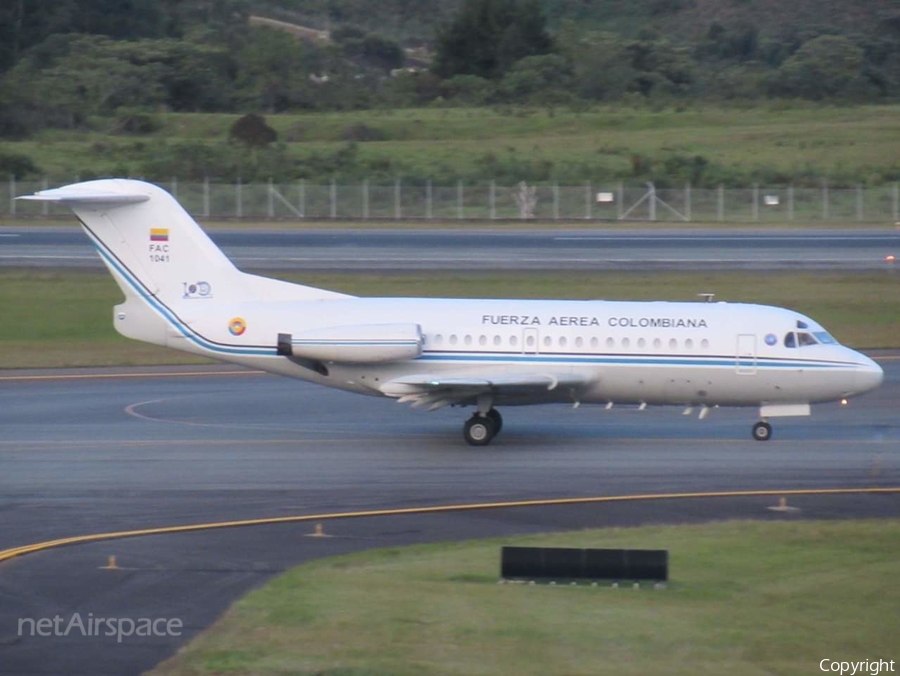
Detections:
[752, 421, 772, 441]
[463, 409, 503, 446]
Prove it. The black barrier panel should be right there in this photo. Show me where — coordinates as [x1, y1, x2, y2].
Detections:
[502, 546, 668, 582]
[626, 549, 668, 582]
[544, 548, 584, 579]
[502, 546, 545, 579]
[585, 548, 627, 580]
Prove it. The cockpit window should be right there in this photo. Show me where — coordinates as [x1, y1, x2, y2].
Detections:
[797, 332, 818, 347]
[784, 332, 796, 348]
[813, 331, 837, 345]
[796, 320, 809, 329]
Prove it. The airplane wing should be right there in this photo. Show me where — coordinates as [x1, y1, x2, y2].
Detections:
[380, 372, 589, 410]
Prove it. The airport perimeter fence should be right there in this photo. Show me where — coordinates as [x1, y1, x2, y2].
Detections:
[5, 177, 900, 224]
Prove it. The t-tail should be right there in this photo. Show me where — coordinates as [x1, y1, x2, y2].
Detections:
[20, 179, 350, 352]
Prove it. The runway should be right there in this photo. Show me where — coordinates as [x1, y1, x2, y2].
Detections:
[2, 226, 899, 271]
[1, 360, 898, 675]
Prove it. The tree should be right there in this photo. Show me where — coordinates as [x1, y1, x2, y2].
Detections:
[229, 113, 277, 147]
[557, 26, 635, 101]
[770, 35, 864, 99]
[432, 0, 554, 80]
[497, 54, 573, 103]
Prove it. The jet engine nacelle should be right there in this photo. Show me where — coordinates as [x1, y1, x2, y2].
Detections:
[277, 323, 423, 363]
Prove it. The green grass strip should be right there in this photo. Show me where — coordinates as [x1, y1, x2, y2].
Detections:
[150, 519, 900, 676]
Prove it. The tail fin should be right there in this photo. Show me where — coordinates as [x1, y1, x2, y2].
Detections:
[20, 179, 351, 351]
[21, 179, 347, 305]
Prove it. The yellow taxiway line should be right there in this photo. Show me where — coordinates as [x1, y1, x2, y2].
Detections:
[1, 487, 898, 564]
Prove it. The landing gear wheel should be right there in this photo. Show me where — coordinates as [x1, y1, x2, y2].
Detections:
[486, 408, 503, 434]
[464, 414, 497, 446]
[752, 421, 772, 441]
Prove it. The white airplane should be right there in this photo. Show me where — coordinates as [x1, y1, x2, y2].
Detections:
[22, 179, 884, 445]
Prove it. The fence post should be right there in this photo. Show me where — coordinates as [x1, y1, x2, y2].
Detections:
[457, 180, 464, 220]
[394, 178, 401, 220]
[298, 179, 305, 218]
[268, 178, 275, 218]
[426, 179, 433, 220]
[236, 178, 242, 218]
[42, 177, 49, 216]
[788, 184, 794, 221]
[894, 182, 899, 222]
[585, 182, 591, 220]
[617, 182, 624, 220]
[203, 177, 210, 218]
[553, 183, 559, 220]
[648, 182, 656, 222]
[752, 184, 759, 221]
[9, 175, 15, 216]
[822, 179, 829, 221]
[489, 180, 496, 220]
[856, 184, 863, 222]
[362, 179, 369, 220]
[717, 184, 724, 221]
[330, 179, 337, 219]
[684, 182, 691, 222]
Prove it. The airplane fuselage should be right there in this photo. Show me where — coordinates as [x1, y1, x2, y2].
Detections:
[164, 297, 882, 409]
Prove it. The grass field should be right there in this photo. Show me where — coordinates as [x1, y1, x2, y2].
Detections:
[149, 519, 900, 676]
[6, 104, 900, 186]
[2, 269, 899, 369]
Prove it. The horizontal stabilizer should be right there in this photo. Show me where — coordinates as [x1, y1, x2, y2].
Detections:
[18, 186, 150, 206]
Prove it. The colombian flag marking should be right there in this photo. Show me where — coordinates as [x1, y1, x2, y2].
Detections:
[150, 228, 169, 242]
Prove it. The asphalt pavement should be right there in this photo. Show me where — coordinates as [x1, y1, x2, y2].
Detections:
[0, 360, 898, 675]
[2, 226, 899, 270]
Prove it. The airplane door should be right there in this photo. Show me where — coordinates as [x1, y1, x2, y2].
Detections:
[736, 334, 757, 375]
[522, 327, 539, 354]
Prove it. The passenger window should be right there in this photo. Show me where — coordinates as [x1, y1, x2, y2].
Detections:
[543, 336, 552, 347]
[449, 334, 458, 345]
[685, 338, 694, 350]
[479, 335, 487, 346]
[591, 337, 599, 348]
[669, 338, 677, 350]
[606, 337, 615, 349]
[653, 338, 662, 349]
[493, 335, 501, 346]
[701, 339, 709, 349]
[784, 332, 796, 348]
[526, 335, 535, 347]
[637, 338, 646, 349]
[464, 335, 472, 346]
[622, 338, 630, 349]
[575, 337, 584, 348]
[435, 334, 443, 345]
[559, 336, 567, 348]
[510, 335, 518, 346]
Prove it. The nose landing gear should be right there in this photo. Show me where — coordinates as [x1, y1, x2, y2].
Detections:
[463, 409, 503, 446]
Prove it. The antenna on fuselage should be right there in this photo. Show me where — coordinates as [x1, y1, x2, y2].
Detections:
[697, 293, 715, 303]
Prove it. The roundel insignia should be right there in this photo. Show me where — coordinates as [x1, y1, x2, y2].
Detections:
[228, 317, 247, 336]
[765, 333, 777, 346]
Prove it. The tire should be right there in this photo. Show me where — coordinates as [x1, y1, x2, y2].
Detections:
[464, 415, 496, 446]
[752, 421, 772, 441]
[486, 409, 503, 434]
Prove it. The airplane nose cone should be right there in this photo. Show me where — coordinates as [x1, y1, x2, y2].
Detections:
[854, 355, 884, 394]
